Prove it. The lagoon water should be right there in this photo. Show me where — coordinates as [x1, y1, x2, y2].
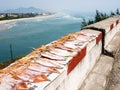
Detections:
[0, 12, 94, 62]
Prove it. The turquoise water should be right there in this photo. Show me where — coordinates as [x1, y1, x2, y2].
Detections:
[0, 12, 94, 62]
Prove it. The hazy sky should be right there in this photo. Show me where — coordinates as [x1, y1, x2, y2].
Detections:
[0, 0, 120, 12]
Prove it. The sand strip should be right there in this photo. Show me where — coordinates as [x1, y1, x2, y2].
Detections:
[0, 14, 56, 31]
[0, 14, 56, 25]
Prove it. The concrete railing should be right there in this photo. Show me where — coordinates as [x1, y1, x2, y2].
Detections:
[83, 15, 120, 50]
[0, 15, 120, 90]
[39, 16, 120, 90]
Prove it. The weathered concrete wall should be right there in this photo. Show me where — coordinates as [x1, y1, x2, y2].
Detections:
[83, 15, 120, 49]
[43, 15, 120, 90]
[80, 27, 120, 90]
[44, 30, 102, 90]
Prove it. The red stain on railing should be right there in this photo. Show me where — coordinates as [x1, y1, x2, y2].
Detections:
[110, 24, 114, 30]
[116, 20, 119, 25]
[96, 33, 102, 44]
[67, 46, 86, 74]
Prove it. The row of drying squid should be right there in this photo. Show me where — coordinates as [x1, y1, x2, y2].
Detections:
[0, 31, 97, 90]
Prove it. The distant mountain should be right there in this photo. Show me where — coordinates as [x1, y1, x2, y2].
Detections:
[0, 7, 45, 13]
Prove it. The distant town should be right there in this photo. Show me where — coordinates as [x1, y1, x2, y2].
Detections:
[0, 12, 54, 21]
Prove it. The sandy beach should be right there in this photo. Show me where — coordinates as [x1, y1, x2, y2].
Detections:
[0, 14, 56, 31]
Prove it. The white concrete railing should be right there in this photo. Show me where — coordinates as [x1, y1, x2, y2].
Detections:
[84, 15, 120, 48]
[0, 15, 120, 90]
[40, 15, 120, 90]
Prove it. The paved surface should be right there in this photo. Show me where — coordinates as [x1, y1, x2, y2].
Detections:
[105, 31, 120, 90]
[106, 48, 120, 90]
[79, 55, 114, 90]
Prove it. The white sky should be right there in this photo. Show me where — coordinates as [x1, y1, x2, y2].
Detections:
[0, 0, 120, 12]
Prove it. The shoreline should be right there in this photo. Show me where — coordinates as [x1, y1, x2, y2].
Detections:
[0, 14, 56, 25]
[0, 14, 56, 31]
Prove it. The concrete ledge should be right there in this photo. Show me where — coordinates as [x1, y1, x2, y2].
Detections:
[105, 31, 120, 53]
[82, 15, 120, 48]
[44, 37, 102, 90]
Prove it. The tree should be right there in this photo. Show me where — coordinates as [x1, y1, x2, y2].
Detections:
[116, 8, 120, 15]
[81, 10, 109, 28]
[110, 11, 115, 16]
[81, 18, 88, 28]
[5, 14, 8, 19]
[95, 10, 101, 22]
[88, 20, 94, 25]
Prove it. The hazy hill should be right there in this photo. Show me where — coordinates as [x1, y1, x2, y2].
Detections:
[0, 7, 45, 13]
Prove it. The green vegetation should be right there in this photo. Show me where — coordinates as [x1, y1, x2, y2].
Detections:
[0, 13, 39, 21]
[0, 12, 54, 21]
[81, 9, 120, 28]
